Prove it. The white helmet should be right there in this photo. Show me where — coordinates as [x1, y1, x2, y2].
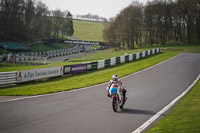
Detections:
[112, 74, 118, 81]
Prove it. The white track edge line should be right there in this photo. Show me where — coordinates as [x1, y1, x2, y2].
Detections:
[132, 74, 200, 133]
[0, 53, 183, 103]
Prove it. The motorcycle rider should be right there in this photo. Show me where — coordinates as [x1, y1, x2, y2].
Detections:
[106, 74, 127, 103]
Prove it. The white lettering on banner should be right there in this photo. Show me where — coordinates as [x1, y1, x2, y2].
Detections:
[17, 66, 63, 83]
[64, 66, 71, 73]
[72, 66, 86, 71]
[64, 40, 100, 45]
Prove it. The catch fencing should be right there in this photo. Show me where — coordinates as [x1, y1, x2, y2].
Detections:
[0, 48, 161, 87]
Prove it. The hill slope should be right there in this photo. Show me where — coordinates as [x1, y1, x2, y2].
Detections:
[73, 20, 105, 42]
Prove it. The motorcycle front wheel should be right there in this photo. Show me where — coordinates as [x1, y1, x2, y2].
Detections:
[112, 97, 118, 112]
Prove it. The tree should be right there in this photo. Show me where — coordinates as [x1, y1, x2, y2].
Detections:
[103, 0, 200, 49]
[33, 1, 48, 42]
[0, 0, 75, 43]
[65, 12, 74, 36]
[103, 1, 143, 49]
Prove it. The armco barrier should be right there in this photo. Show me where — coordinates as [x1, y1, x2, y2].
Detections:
[104, 59, 111, 68]
[90, 62, 98, 70]
[98, 60, 105, 69]
[110, 57, 116, 66]
[85, 48, 161, 73]
[0, 71, 17, 87]
[93, 48, 161, 70]
[1, 48, 160, 87]
[63, 48, 162, 75]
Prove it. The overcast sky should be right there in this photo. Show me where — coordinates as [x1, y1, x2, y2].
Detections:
[40, 0, 150, 19]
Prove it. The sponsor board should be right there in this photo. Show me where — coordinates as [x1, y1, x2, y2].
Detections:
[17, 66, 63, 83]
[64, 63, 91, 74]
[64, 40, 100, 45]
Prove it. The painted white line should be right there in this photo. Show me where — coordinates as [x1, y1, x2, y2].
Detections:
[0, 53, 182, 104]
[0, 83, 106, 104]
[132, 74, 200, 133]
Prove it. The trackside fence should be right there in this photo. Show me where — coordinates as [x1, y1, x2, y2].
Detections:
[0, 48, 161, 87]
[84, 48, 161, 71]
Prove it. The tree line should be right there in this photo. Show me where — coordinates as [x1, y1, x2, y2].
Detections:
[103, 0, 200, 49]
[0, 0, 74, 45]
[76, 13, 108, 22]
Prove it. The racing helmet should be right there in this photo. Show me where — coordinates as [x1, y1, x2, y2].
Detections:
[112, 74, 118, 81]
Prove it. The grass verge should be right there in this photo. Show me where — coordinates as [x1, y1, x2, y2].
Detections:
[147, 79, 200, 133]
[0, 51, 180, 96]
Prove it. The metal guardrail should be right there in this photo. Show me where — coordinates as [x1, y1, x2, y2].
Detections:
[0, 71, 17, 87]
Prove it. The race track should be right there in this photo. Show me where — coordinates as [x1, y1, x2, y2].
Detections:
[0, 53, 199, 133]
[46, 45, 97, 62]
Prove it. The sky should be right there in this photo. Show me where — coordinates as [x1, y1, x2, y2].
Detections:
[40, 0, 150, 19]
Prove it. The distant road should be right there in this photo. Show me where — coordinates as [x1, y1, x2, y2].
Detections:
[47, 45, 98, 62]
[0, 53, 199, 133]
[70, 36, 80, 40]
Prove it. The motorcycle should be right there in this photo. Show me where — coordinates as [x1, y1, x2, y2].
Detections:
[109, 83, 126, 112]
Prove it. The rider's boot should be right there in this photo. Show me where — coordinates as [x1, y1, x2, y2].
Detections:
[122, 97, 127, 105]
[107, 92, 111, 97]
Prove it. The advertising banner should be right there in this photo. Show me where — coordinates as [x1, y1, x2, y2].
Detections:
[64, 64, 89, 74]
[17, 66, 63, 83]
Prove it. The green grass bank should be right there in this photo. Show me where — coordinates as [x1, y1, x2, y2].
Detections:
[73, 20, 105, 42]
[147, 79, 200, 133]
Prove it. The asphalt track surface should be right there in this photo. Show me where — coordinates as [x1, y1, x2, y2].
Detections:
[0, 53, 200, 133]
